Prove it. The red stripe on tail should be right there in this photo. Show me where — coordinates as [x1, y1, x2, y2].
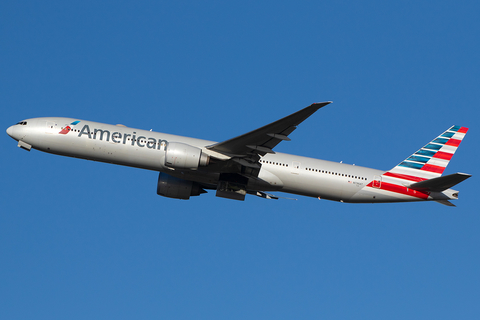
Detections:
[446, 139, 461, 147]
[383, 172, 427, 182]
[421, 164, 445, 174]
[433, 151, 453, 160]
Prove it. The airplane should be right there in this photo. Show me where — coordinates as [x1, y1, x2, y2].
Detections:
[6, 102, 471, 205]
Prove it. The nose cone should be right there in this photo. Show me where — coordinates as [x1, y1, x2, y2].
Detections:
[6, 125, 18, 140]
[7, 125, 14, 137]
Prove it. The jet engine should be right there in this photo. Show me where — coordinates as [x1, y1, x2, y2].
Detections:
[164, 142, 210, 170]
[157, 172, 206, 199]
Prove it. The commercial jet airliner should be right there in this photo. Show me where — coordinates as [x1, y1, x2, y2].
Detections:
[6, 102, 471, 205]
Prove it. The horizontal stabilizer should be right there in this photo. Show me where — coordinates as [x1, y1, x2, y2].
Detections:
[409, 172, 471, 192]
[435, 200, 456, 207]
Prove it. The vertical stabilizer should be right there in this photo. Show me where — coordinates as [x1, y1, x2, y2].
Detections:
[387, 126, 468, 180]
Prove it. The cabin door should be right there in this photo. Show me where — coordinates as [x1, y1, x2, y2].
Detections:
[291, 161, 301, 174]
[373, 175, 382, 188]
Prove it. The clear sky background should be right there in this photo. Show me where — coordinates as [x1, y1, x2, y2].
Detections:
[1, 1, 479, 319]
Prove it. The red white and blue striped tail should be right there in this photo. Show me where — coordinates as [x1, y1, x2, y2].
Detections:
[386, 125, 469, 180]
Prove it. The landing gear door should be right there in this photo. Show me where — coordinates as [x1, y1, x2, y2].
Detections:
[216, 173, 248, 201]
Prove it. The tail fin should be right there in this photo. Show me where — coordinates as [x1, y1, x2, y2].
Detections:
[387, 125, 469, 180]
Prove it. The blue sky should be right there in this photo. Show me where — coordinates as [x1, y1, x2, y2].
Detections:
[1, 1, 479, 319]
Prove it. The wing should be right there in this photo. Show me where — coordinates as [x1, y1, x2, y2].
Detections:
[206, 102, 331, 166]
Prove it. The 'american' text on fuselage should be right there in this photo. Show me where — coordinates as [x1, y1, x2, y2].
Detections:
[77, 124, 168, 150]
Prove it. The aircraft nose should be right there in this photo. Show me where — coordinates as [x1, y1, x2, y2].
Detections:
[6, 125, 17, 140]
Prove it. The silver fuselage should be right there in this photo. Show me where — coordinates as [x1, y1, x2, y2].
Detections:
[6, 117, 459, 203]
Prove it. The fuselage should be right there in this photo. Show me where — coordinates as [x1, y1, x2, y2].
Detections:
[6, 117, 460, 203]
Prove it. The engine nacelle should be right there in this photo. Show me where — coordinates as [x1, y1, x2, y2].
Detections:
[164, 142, 209, 170]
[157, 172, 206, 200]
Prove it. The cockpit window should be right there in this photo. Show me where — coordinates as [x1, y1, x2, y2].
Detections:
[16, 121, 27, 125]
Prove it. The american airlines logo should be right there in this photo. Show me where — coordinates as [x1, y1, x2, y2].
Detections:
[58, 121, 80, 134]
[59, 126, 72, 134]
[61, 122, 168, 150]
